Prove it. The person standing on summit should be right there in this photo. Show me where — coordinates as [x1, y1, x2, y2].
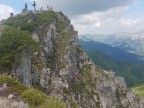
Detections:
[25, 3, 28, 10]
[32, 1, 36, 10]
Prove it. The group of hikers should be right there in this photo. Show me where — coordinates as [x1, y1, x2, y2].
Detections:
[22, 1, 52, 12]
[22, 1, 36, 12]
[10, 1, 52, 17]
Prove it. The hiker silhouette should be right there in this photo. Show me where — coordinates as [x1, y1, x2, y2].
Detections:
[25, 3, 28, 10]
[10, 13, 14, 18]
[22, 3, 28, 12]
[32, 1, 36, 10]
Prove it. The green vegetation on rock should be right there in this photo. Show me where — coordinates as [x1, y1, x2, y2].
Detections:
[56, 11, 70, 33]
[0, 27, 39, 71]
[0, 74, 28, 94]
[35, 11, 57, 25]
[48, 31, 74, 71]
[82, 64, 95, 87]
[3, 11, 57, 32]
[68, 99, 79, 108]
[77, 46, 84, 55]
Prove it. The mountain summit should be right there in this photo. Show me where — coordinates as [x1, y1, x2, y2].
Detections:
[0, 10, 144, 108]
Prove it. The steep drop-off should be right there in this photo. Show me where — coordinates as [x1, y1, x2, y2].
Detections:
[0, 10, 144, 108]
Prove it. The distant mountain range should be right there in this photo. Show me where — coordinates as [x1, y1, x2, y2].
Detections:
[78, 40, 144, 64]
[79, 31, 144, 56]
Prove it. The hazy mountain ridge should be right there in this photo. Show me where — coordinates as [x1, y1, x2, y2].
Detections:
[79, 31, 144, 56]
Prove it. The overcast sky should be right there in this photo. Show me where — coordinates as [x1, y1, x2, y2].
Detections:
[0, 0, 144, 35]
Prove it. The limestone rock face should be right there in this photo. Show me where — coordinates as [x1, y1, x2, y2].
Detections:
[14, 54, 32, 87]
[1, 10, 144, 108]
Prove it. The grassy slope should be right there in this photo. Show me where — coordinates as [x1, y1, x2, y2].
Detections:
[132, 84, 144, 97]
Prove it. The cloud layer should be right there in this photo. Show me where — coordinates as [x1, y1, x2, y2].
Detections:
[71, 6, 144, 34]
[52, 0, 136, 16]
[29, 0, 137, 16]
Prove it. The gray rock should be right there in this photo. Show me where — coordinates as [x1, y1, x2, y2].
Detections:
[14, 53, 32, 87]
[0, 98, 28, 108]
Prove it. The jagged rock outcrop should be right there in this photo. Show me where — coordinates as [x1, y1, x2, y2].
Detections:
[77, 60, 144, 108]
[0, 10, 144, 108]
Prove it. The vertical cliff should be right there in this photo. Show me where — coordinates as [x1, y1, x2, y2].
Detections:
[0, 10, 144, 108]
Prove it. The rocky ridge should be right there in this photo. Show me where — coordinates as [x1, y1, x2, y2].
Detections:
[0, 10, 144, 108]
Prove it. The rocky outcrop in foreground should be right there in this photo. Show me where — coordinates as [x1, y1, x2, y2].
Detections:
[0, 84, 28, 108]
[0, 10, 144, 108]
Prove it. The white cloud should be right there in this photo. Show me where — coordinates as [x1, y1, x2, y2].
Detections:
[119, 18, 141, 26]
[71, 6, 144, 35]
[0, 4, 15, 21]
